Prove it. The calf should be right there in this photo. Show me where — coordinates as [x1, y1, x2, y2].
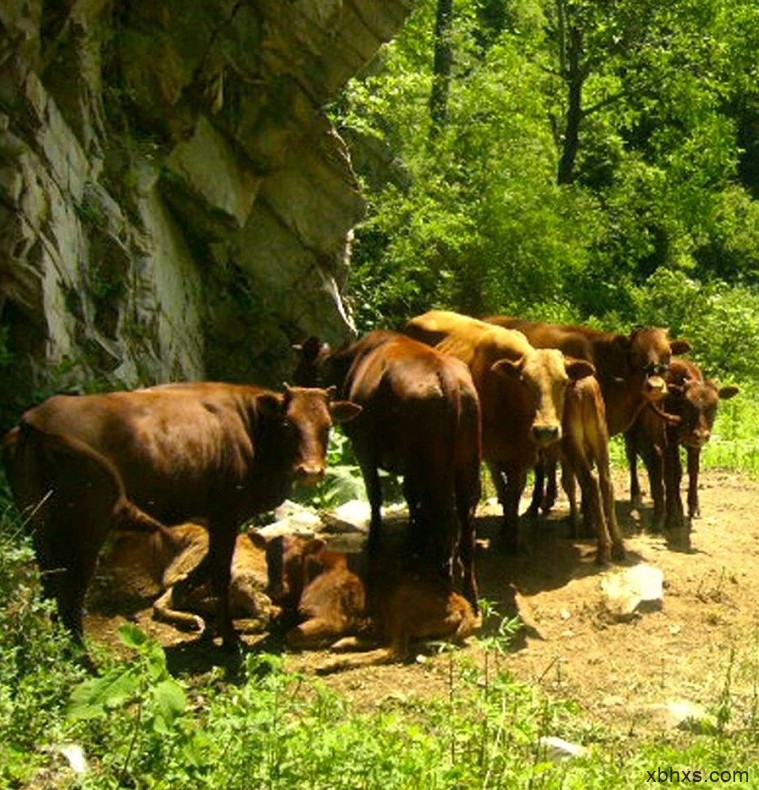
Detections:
[404, 310, 595, 552]
[625, 359, 738, 547]
[558, 375, 625, 561]
[99, 522, 273, 634]
[2, 383, 359, 649]
[293, 330, 482, 611]
[266, 535, 479, 670]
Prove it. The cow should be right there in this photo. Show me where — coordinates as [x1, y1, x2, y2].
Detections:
[404, 310, 596, 553]
[293, 330, 482, 611]
[265, 534, 479, 671]
[625, 358, 738, 547]
[553, 375, 625, 561]
[97, 521, 273, 635]
[2, 382, 360, 650]
[484, 316, 692, 521]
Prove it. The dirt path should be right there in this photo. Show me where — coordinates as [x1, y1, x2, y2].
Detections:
[87, 469, 759, 737]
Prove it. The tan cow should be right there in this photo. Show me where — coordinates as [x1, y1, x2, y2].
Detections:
[404, 310, 595, 552]
[2, 383, 360, 650]
[99, 522, 273, 634]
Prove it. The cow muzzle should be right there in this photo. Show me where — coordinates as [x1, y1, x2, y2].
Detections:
[644, 375, 667, 402]
[531, 424, 561, 446]
[683, 429, 710, 449]
[294, 464, 326, 486]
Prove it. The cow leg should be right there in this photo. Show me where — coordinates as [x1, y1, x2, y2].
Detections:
[597, 447, 625, 561]
[287, 617, 344, 650]
[357, 454, 383, 551]
[686, 446, 701, 519]
[455, 473, 480, 614]
[664, 443, 689, 549]
[402, 474, 424, 554]
[526, 462, 545, 519]
[491, 463, 526, 554]
[560, 461, 580, 536]
[625, 430, 643, 512]
[206, 520, 238, 649]
[639, 442, 665, 533]
[37, 463, 115, 645]
[576, 467, 611, 564]
[543, 460, 558, 514]
[562, 443, 611, 564]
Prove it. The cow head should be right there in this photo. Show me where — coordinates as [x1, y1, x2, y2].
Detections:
[668, 375, 739, 449]
[622, 328, 692, 403]
[261, 385, 361, 486]
[492, 349, 595, 447]
[292, 337, 331, 387]
[264, 534, 327, 607]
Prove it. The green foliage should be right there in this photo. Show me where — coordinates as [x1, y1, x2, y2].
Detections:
[335, 0, 759, 407]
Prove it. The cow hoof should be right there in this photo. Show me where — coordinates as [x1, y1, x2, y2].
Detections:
[595, 547, 611, 565]
[665, 527, 692, 553]
[611, 542, 626, 562]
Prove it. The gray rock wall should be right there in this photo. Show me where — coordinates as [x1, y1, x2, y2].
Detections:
[0, 0, 414, 420]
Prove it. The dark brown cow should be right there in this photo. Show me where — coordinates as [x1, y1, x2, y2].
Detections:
[2, 383, 360, 649]
[293, 330, 482, 611]
[625, 359, 738, 547]
[266, 534, 479, 670]
[404, 311, 595, 552]
[484, 316, 692, 519]
[99, 521, 273, 634]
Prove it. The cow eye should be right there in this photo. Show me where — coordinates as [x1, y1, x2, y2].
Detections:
[643, 362, 669, 376]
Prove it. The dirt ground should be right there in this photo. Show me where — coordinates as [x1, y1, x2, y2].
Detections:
[86, 469, 759, 738]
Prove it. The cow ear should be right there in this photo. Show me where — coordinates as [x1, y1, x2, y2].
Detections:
[490, 356, 524, 378]
[246, 529, 268, 551]
[330, 400, 362, 423]
[669, 339, 692, 355]
[257, 391, 284, 420]
[303, 537, 327, 556]
[293, 336, 326, 363]
[718, 384, 739, 400]
[564, 356, 595, 381]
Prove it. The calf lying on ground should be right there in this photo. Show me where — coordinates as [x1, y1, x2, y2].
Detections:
[98, 522, 273, 634]
[625, 359, 739, 546]
[266, 535, 480, 671]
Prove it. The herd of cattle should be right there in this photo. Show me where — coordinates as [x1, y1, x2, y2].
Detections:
[1, 311, 738, 668]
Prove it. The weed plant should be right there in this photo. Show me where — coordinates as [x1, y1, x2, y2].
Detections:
[4, 442, 759, 787]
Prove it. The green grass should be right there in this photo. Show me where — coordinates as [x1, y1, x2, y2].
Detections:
[3, 508, 759, 789]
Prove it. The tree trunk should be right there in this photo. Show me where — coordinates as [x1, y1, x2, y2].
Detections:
[429, 0, 454, 138]
[557, 24, 584, 185]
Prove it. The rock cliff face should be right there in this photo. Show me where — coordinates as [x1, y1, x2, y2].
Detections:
[0, 0, 413, 419]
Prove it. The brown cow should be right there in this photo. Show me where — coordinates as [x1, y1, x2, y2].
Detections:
[553, 375, 625, 561]
[98, 522, 273, 634]
[625, 359, 738, 547]
[293, 330, 482, 611]
[484, 316, 692, 518]
[2, 383, 360, 649]
[404, 310, 595, 553]
[266, 534, 479, 670]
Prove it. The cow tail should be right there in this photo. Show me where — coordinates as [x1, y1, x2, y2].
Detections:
[17, 418, 173, 539]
